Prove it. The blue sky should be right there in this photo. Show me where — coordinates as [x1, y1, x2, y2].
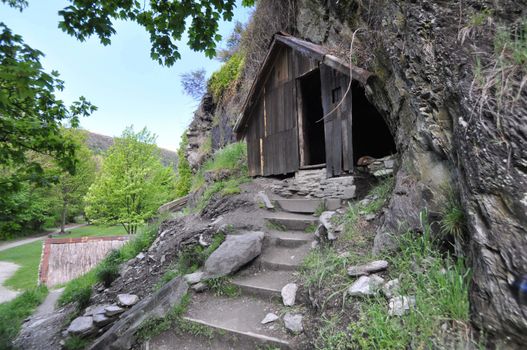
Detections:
[3, 1, 252, 151]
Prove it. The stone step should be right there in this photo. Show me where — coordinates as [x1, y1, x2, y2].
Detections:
[259, 243, 311, 271]
[266, 230, 313, 248]
[231, 269, 295, 299]
[182, 293, 293, 349]
[275, 198, 341, 214]
[265, 212, 319, 231]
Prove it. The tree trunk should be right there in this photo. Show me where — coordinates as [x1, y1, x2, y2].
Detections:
[60, 201, 67, 234]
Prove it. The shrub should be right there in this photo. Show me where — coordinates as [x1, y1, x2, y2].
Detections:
[174, 133, 192, 198]
[208, 51, 245, 101]
[96, 261, 119, 287]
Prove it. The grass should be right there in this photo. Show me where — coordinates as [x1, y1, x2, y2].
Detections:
[58, 220, 162, 308]
[136, 293, 191, 341]
[205, 277, 240, 297]
[208, 51, 245, 101]
[154, 233, 226, 291]
[0, 225, 127, 291]
[0, 240, 43, 291]
[265, 221, 287, 232]
[189, 142, 250, 211]
[0, 286, 48, 350]
[348, 217, 471, 349]
[53, 225, 127, 239]
[63, 336, 89, 350]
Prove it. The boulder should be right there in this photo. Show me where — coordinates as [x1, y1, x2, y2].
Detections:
[388, 296, 416, 316]
[348, 275, 385, 296]
[117, 294, 139, 307]
[281, 283, 298, 306]
[67, 316, 96, 337]
[203, 231, 264, 278]
[183, 271, 204, 285]
[261, 313, 279, 324]
[347, 260, 389, 277]
[283, 313, 303, 334]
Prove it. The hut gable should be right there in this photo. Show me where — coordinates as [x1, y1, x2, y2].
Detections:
[236, 33, 395, 178]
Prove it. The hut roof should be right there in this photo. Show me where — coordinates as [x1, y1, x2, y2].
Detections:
[233, 32, 372, 137]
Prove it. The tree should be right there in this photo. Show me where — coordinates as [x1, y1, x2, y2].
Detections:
[216, 21, 244, 62]
[53, 130, 97, 234]
[180, 69, 207, 100]
[85, 127, 174, 234]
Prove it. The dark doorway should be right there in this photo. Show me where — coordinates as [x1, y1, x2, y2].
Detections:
[298, 69, 326, 167]
[352, 82, 396, 163]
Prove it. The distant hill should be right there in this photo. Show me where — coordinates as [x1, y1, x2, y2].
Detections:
[83, 131, 178, 169]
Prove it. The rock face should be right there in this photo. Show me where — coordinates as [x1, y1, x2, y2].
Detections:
[293, 0, 527, 345]
[203, 231, 264, 278]
[89, 277, 188, 350]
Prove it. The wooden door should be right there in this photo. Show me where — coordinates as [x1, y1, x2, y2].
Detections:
[320, 65, 353, 177]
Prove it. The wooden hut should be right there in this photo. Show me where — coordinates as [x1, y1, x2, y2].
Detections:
[234, 33, 396, 178]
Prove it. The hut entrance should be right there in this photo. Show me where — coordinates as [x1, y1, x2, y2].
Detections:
[351, 83, 396, 163]
[297, 69, 326, 168]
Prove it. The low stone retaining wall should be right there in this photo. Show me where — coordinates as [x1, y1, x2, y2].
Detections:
[39, 236, 129, 287]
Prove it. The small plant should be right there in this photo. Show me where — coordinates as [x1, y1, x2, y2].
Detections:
[314, 202, 327, 217]
[177, 318, 216, 339]
[266, 220, 287, 231]
[63, 336, 88, 350]
[304, 223, 318, 233]
[205, 277, 240, 297]
[96, 262, 119, 287]
[208, 51, 245, 101]
[136, 293, 190, 341]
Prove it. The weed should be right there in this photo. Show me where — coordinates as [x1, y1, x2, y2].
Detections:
[136, 293, 190, 341]
[0, 286, 48, 350]
[153, 268, 179, 291]
[205, 277, 240, 297]
[440, 188, 466, 239]
[266, 220, 287, 231]
[177, 318, 216, 339]
[314, 202, 327, 217]
[63, 336, 88, 350]
[315, 315, 353, 350]
[304, 223, 318, 233]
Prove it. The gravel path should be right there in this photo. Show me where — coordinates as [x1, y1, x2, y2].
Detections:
[0, 223, 87, 252]
[0, 261, 20, 303]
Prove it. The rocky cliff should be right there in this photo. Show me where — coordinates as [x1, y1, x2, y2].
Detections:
[184, 0, 526, 346]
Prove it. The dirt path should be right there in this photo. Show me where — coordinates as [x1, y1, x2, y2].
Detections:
[0, 261, 20, 303]
[0, 223, 87, 252]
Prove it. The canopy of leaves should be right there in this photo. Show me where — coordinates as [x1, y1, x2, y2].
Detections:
[55, 0, 255, 66]
[0, 23, 96, 194]
[85, 127, 175, 234]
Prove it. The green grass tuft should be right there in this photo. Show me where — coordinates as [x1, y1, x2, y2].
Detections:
[347, 213, 471, 349]
[0, 286, 48, 350]
[63, 336, 89, 350]
[205, 277, 240, 297]
[208, 52, 245, 101]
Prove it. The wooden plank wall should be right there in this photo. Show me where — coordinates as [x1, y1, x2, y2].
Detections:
[320, 65, 353, 177]
[245, 45, 319, 176]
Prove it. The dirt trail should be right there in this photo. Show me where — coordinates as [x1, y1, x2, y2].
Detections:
[0, 261, 20, 303]
[0, 224, 87, 252]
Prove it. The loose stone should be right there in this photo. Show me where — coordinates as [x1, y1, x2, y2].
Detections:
[281, 283, 298, 306]
[348, 275, 385, 296]
[388, 296, 416, 316]
[261, 313, 279, 324]
[117, 294, 139, 307]
[104, 305, 125, 317]
[283, 313, 303, 334]
[67, 316, 95, 337]
[347, 260, 389, 277]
